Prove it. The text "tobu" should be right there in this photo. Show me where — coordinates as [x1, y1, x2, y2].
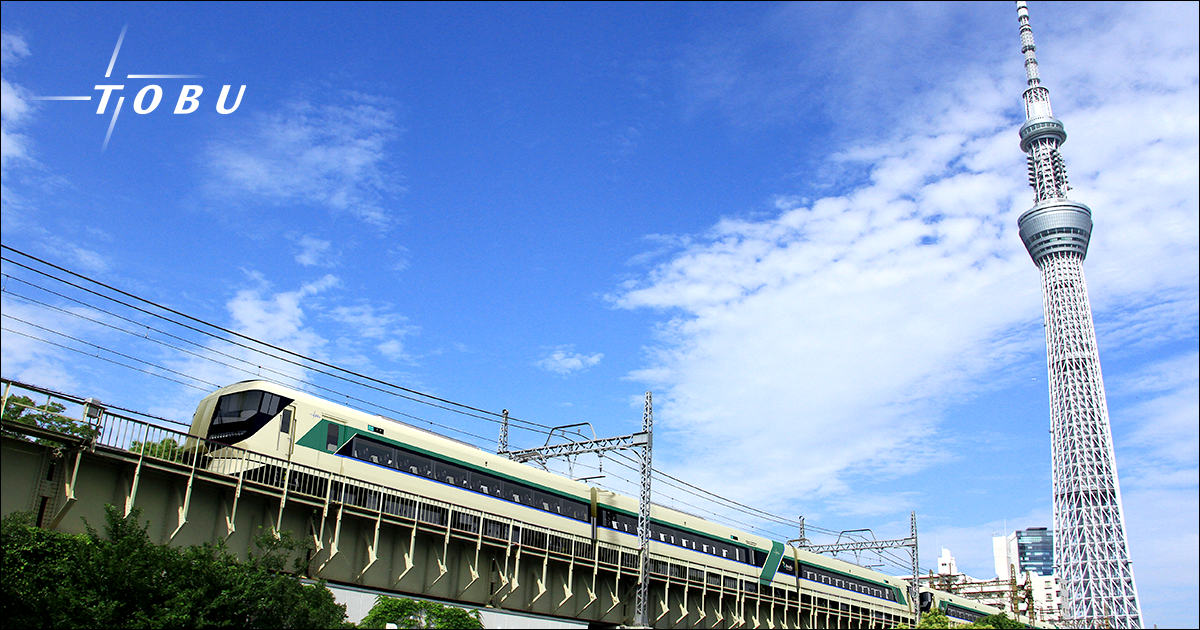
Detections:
[94, 84, 246, 115]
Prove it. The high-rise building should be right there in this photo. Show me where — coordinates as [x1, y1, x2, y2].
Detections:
[1012, 2, 1142, 627]
[994, 528, 1054, 580]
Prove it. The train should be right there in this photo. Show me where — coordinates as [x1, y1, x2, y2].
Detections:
[187, 379, 1024, 626]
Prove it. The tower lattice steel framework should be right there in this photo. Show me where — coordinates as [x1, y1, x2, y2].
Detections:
[1013, 3, 1142, 627]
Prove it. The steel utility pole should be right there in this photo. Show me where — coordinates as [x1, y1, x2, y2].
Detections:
[792, 511, 919, 621]
[500, 393, 654, 627]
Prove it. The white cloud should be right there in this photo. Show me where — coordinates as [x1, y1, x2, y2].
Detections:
[146, 275, 333, 401]
[375, 338, 408, 362]
[53, 241, 111, 275]
[327, 303, 417, 364]
[293, 235, 335, 267]
[614, 3, 1197, 614]
[227, 274, 339, 350]
[613, 106, 1045, 501]
[206, 93, 402, 227]
[152, 272, 428, 413]
[0, 294, 85, 393]
[2, 32, 34, 170]
[537, 346, 603, 375]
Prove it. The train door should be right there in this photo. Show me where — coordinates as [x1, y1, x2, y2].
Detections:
[276, 405, 297, 460]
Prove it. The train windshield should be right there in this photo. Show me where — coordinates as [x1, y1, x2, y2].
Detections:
[207, 389, 294, 444]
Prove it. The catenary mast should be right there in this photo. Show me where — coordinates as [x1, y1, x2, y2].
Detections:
[1013, 2, 1142, 627]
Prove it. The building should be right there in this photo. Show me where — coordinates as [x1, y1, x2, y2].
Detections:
[993, 529, 1062, 622]
[993, 528, 1054, 579]
[938, 547, 958, 576]
[916, 546, 1059, 624]
[1011, 3, 1142, 626]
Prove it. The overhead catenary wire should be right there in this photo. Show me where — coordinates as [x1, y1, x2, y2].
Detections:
[1, 246, 551, 432]
[599, 451, 802, 541]
[2, 286, 499, 445]
[0, 248, 553, 435]
[2, 325, 213, 392]
[2, 245, 866, 550]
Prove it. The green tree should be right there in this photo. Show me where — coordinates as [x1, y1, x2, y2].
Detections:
[917, 608, 952, 628]
[1, 505, 348, 628]
[898, 609, 1018, 629]
[973, 612, 1025, 628]
[130, 436, 184, 462]
[897, 609, 953, 629]
[359, 595, 484, 629]
[2, 394, 98, 443]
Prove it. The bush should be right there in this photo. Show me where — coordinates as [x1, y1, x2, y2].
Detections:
[359, 595, 483, 629]
[1, 506, 348, 628]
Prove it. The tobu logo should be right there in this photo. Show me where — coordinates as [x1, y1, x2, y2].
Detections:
[32, 25, 247, 151]
[93, 83, 246, 115]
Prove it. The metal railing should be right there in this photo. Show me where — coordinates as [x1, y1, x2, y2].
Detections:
[3, 377, 850, 618]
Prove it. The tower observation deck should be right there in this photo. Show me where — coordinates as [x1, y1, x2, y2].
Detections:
[1013, 3, 1142, 627]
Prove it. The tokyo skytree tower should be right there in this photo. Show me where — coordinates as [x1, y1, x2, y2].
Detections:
[1013, 2, 1142, 627]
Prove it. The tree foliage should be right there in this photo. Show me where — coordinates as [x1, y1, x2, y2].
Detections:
[898, 609, 1026, 629]
[974, 612, 1027, 628]
[2, 394, 98, 443]
[130, 436, 185, 461]
[1, 505, 348, 628]
[359, 595, 483, 629]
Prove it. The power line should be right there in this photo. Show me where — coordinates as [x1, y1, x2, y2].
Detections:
[2, 245, 859, 550]
[2, 288, 501, 446]
[1, 245, 551, 432]
[1, 247, 553, 434]
[599, 452, 800, 541]
[1, 325, 213, 392]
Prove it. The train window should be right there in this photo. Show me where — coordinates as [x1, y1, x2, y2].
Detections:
[207, 390, 295, 444]
[336, 432, 594, 523]
[326, 423, 340, 452]
[280, 409, 292, 433]
[341, 435, 396, 467]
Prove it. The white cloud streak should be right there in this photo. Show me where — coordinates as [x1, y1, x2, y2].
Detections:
[538, 346, 604, 375]
[293, 234, 336, 267]
[614, 5, 1197, 621]
[2, 32, 34, 170]
[207, 94, 402, 227]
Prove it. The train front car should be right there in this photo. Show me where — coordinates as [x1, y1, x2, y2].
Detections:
[187, 380, 300, 472]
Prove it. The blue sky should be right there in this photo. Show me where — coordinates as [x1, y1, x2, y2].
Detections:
[3, 2, 1196, 626]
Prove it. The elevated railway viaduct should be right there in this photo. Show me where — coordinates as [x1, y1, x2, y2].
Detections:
[1, 378, 912, 628]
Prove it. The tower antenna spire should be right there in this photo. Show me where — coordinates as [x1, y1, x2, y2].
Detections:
[1013, 3, 1143, 627]
[1016, 1, 1042, 89]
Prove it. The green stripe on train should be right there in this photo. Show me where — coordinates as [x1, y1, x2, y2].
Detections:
[759, 541, 785, 584]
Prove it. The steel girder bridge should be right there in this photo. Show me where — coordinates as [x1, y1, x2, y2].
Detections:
[2, 377, 909, 628]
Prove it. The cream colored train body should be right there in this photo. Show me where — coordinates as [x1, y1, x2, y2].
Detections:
[188, 380, 1007, 625]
